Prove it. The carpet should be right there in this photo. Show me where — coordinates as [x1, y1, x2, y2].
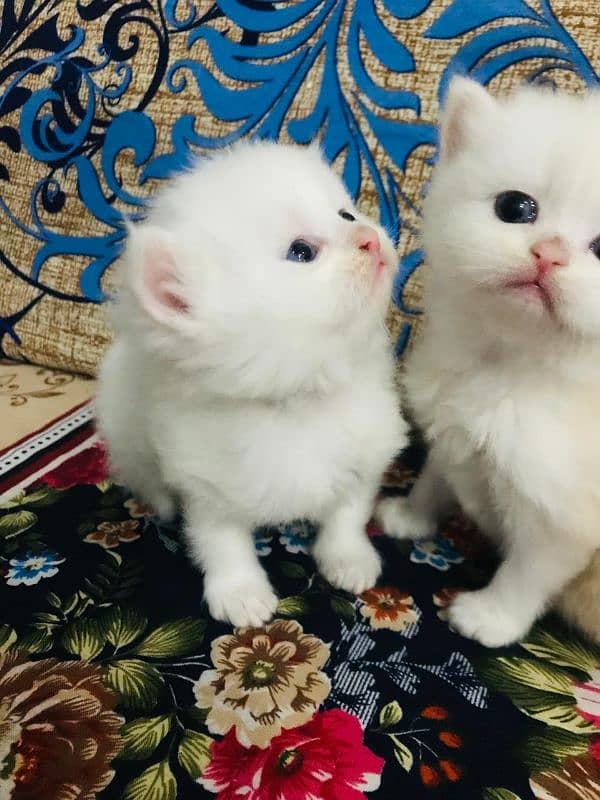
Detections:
[0, 361, 95, 499]
[0, 438, 598, 800]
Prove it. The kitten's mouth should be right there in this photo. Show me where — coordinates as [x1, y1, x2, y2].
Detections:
[504, 277, 554, 311]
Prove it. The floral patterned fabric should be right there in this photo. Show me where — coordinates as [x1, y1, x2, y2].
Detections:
[0, 440, 598, 799]
[1, 1, 599, 374]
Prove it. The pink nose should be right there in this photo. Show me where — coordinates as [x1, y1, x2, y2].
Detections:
[530, 237, 568, 276]
[356, 227, 381, 258]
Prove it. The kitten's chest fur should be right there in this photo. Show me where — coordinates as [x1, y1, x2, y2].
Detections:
[406, 340, 600, 540]
[156, 375, 401, 524]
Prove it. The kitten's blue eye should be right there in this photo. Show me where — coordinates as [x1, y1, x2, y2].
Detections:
[495, 191, 538, 224]
[338, 209, 356, 222]
[286, 239, 318, 263]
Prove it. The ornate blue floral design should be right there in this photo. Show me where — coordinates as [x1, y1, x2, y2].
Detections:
[426, 0, 599, 100]
[1, 1, 598, 360]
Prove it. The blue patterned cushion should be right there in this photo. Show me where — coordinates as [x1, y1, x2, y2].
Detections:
[0, 1, 597, 374]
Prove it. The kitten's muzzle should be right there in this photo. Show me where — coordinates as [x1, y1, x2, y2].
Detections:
[354, 226, 385, 275]
[504, 237, 568, 312]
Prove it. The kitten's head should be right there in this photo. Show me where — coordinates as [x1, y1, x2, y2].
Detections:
[119, 141, 396, 397]
[424, 77, 600, 346]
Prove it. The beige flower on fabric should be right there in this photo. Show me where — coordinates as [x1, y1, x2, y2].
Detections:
[194, 619, 330, 748]
[124, 498, 156, 519]
[83, 520, 140, 549]
[360, 587, 419, 632]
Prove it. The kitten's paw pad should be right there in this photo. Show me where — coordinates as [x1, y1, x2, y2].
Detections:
[448, 591, 530, 648]
[375, 497, 432, 541]
[205, 574, 278, 629]
[314, 538, 381, 595]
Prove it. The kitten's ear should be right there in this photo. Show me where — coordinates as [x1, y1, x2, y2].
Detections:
[126, 224, 191, 326]
[440, 76, 496, 160]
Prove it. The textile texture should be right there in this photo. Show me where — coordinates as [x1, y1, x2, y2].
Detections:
[0, 438, 598, 799]
[0, 361, 95, 499]
[0, 1, 598, 374]
[0, 360, 94, 449]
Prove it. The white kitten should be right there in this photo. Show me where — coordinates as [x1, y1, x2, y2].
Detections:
[97, 141, 406, 628]
[377, 78, 600, 647]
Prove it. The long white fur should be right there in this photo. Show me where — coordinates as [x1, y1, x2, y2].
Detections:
[377, 78, 600, 647]
[97, 141, 406, 628]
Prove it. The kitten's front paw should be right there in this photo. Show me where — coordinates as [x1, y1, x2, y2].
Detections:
[448, 590, 530, 648]
[314, 535, 381, 595]
[375, 497, 432, 541]
[204, 572, 278, 628]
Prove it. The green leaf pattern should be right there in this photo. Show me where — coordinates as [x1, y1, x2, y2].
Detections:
[379, 700, 403, 729]
[178, 729, 214, 780]
[105, 659, 165, 712]
[122, 761, 177, 800]
[0, 510, 37, 537]
[479, 624, 600, 775]
[104, 605, 148, 650]
[133, 618, 205, 659]
[62, 617, 107, 660]
[276, 595, 310, 616]
[119, 715, 172, 761]
[391, 736, 414, 772]
[483, 790, 523, 800]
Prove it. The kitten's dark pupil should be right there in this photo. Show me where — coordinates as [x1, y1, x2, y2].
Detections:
[339, 209, 356, 222]
[494, 191, 538, 224]
[287, 239, 316, 263]
[590, 237, 600, 260]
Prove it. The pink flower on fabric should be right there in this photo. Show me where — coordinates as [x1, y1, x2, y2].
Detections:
[201, 708, 384, 800]
[573, 669, 600, 727]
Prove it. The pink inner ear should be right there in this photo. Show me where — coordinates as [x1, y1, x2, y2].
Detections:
[157, 283, 190, 313]
[145, 245, 190, 314]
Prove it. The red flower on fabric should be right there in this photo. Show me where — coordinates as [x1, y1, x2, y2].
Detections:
[42, 443, 109, 489]
[201, 709, 384, 800]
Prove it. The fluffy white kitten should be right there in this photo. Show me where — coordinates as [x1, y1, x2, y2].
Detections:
[377, 77, 600, 647]
[97, 141, 406, 628]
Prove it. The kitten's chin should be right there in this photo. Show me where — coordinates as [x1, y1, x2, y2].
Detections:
[454, 282, 555, 341]
[371, 271, 394, 315]
[501, 281, 555, 314]
[348, 267, 391, 316]
[373, 253, 395, 292]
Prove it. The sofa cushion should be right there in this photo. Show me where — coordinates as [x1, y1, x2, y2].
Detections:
[0, 1, 596, 374]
